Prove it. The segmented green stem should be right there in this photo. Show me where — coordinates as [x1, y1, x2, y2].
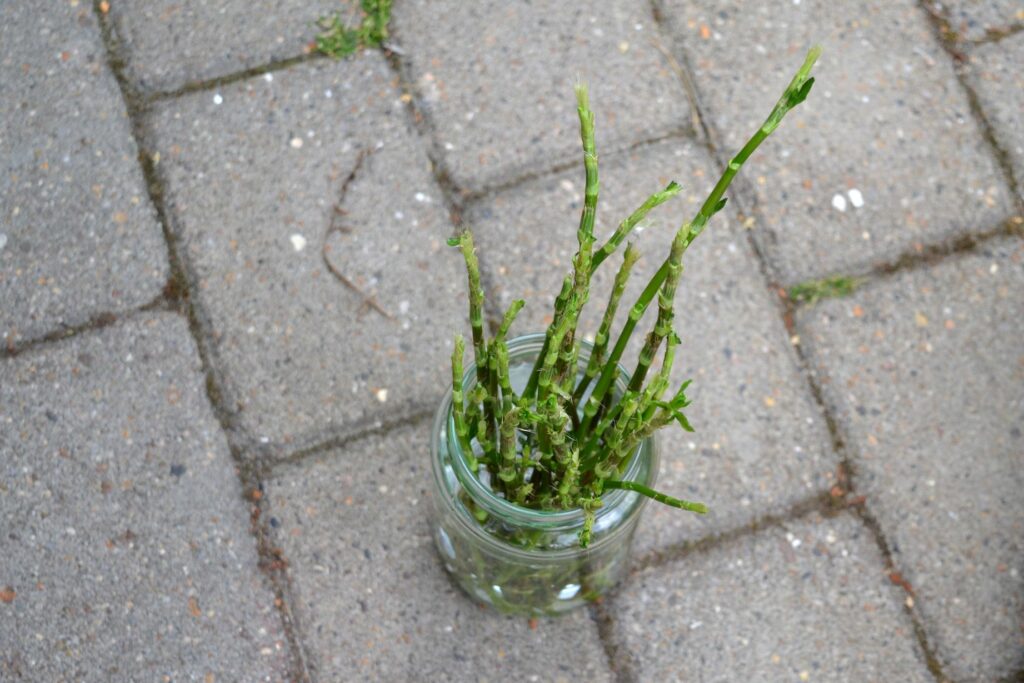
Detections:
[603, 480, 707, 514]
[590, 182, 681, 273]
[450, 336, 477, 471]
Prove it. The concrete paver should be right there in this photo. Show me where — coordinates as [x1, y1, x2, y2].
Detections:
[798, 238, 1024, 680]
[0, 313, 287, 682]
[968, 34, 1024, 200]
[659, 0, 1013, 285]
[148, 54, 464, 453]
[0, 1, 169, 348]
[264, 421, 614, 681]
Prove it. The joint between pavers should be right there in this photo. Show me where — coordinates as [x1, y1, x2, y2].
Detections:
[145, 53, 325, 105]
[590, 602, 641, 683]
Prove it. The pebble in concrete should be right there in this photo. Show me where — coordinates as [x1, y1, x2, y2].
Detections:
[968, 33, 1024, 200]
[610, 512, 933, 682]
[264, 421, 614, 681]
[659, 0, 1013, 285]
[465, 138, 837, 556]
[0, 2, 169, 348]
[798, 239, 1024, 680]
[0, 314, 287, 681]
[392, 0, 692, 192]
[108, 0, 343, 93]
[148, 54, 464, 453]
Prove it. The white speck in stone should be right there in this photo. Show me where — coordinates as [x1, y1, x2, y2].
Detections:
[727, 242, 737, 253]
[793, 0, 800, 4]
[376, 388, 388, 403]
[213, 93, 223, 105]
[862, 231, 871, 241]
[379, 485, 388, 494]
[399, 300, 410, 314]
[927, 479, 936, 487]
[825, 531, 837, 543]
[414, 192, 430, 203]
[247, 326, 256, 334]
[260, 437, 270, 444]
[290, 234, 307, 251]
[290, 137, 303, 149]
[125, 353, 133, 363]
[0, 233, 7, 252]
[394, 211, 404, 220]
[635, 22, 643, 31]
[264, 73, 273, 82]
[66, 527, 76, 536]
[324, 89, 333, 98]
[862, 95, 870, 103]
[831, 193, 847, 212]
[307, 130, 315, 138]
[687, 441, 696, 450]
[990, 263, 999, 274]
[690, 621, 702, 629]
[444, 142, 455, 150]
[848, 188, 864, 208]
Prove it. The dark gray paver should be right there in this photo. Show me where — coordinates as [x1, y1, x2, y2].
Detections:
[610, 512, 932, 682]
[968, 34, 1024, 200]
[392, 0, 692, 193]
[0, 1, 169, 348]
[660, 0, 1013, 286]
[108, 0, 341, 93]
[0, 313, 286, 681]
[798, 239, 1024, 680]
[945, 0, 1024, 41]
[148, 54, 463, 453]
[264, 421, 614, 681]
[466, 138, 837, 556]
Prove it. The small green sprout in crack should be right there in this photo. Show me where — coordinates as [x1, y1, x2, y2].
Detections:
[789, 276, 861, 305]
[315, 0, 392, 58]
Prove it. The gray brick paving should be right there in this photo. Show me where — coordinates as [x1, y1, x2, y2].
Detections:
[968, 34, 1024, 200]
[798, 239, 1024, 680]
[659, 0, 1013, 286]
[945, 0, 1024, 41]
[263, 421, 614, 681]
[392, 0, 692, 193]
[0, 1, 169, 348]
[467, 138, 837, 556]
[148, 54, 464, 453]
[610, 512, 933, 682]
[0, 313, 287, 681]
[108, 0, 341, 93]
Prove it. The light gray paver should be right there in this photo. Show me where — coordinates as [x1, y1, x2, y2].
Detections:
[0, 1, 169, 348]
[108, 0, 342, 93]
[466, 138, 837, 556]
[798, 239, 1024, 680]
[610, 512, 933, 682]
[392, 0, 692, 193]
[148, 54, 464, 453]
[0, 313, 286, 681]
[968, 34, 1024, 200]
[264, 421, 614, 681]
[660, 0, 1013, 285]
[945, 0, 1024, 41]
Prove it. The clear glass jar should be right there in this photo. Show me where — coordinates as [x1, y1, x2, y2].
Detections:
[429, 333, 658, 616]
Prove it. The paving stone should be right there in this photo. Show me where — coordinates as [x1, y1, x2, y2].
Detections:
[392, 0, 692, 193]
[944, 0, 1024, 41]
[264, 421, 614, 681]
[610, 511, 932, 682]
[797, 239, 1024, 680]
[968, 34, 1024, 200]
[0, 313, 286, 681]
[465, 138, 837, 556]
[148, 54, 463, 452]
[108, 0, 343, 93]
[0, 2, 169, 348]
[659, 0, 1013, 286]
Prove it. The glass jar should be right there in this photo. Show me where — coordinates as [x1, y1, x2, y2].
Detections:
[429, 333, 659, 616]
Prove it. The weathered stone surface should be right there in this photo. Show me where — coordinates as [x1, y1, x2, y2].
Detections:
[108, 0, 342, 93]
[264, 421, 614, 681]
[798, 239, 1024, 680]
[392, 0, 692, 193]
[148, 54, 463, 453]
[0, 314, 286, 681]
[945, 0, 1024, 41]
[660, 0, 1013, 285]
[968, 34, 1024, 200]
[610, 512, 932, 682]
[465, 138, 837, 556]
[0, 2, 169, 347]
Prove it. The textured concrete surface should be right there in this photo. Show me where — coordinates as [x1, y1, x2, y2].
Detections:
[108, 0, 342, 93]
[0, 314, 286, 682]
[610, 512, 933, 682]
[798, 239, 1024, 681]
[659, 0, 1013, 285]
[0, 1, 169, 348]
[148, 54, 464, 453]
[264, 421, 614, 681]
[392, 0, 693, 192]
[968, 34, 1024, 200]
[466, 139, 838, 555]
[944, 0, 1024, 41]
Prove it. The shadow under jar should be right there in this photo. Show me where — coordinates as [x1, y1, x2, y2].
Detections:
[429, 333, 659, 616]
